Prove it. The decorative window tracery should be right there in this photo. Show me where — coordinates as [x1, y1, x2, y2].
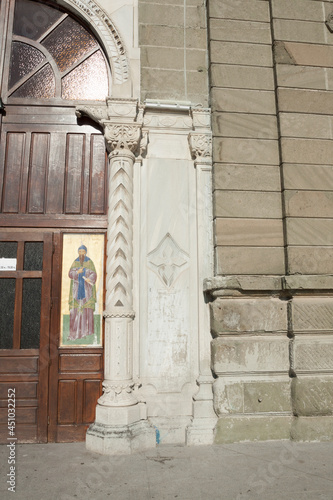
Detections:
[7, 0, 110, 101]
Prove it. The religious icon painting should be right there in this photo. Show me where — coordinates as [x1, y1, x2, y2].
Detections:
[60, 233, 104, 347]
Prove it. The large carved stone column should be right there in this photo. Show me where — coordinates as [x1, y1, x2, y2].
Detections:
[77, 99, 156, 454]
[186, 109, 217, 444]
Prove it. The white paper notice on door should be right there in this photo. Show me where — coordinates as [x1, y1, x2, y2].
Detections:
[0, 258, 17, 271]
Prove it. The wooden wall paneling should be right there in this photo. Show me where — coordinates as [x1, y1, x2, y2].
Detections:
[27, 133, 50, 213]
[90, 134, 107, 215]
[2, 132, 25, 213]
[65, 133, 84, 214]
[46, 132, 67, 214]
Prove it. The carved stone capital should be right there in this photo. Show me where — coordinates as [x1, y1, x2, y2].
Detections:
[98, 381, 137, 407]
[104, 123, 142, 154]
[188, 132, 212, 160]
[191, 107, 211, 129]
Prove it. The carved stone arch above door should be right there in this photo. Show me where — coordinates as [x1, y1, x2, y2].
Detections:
[55, 0, 130, 87]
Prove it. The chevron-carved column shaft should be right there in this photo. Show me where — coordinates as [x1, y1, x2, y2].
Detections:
[105, 150, 134, 313]
[99, 123, 142, 408]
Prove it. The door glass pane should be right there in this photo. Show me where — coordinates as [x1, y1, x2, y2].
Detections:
[9, 42, 45, 89]
[21, 278, 41, 349]
[24, 242, 43, 270]
[43, 17, 97, 73]
[0, 242, 17, 258]
[11, 64, 55, 98]
[62, 51, 108, 101]
[0, 279, 16, 349]
[13, 0, 63, 41]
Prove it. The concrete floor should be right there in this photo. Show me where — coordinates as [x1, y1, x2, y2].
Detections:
[1, 440, 333, 499]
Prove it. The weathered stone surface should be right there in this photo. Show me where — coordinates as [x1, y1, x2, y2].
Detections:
[271, 0, 324, 22]
[283, 164, 333, 191]
[276, 64, 328, 90]
[216, 246, 285, 275]
[210, 298, 287, 335]
[283, 275, 333, 290]
[291, 416, 333, 442]
[212, 88, 276, 114]
[214, 138, 279, 165]
[214, 415, 292, 444]
[213, 113, 278, 139]
[294, 336, 333, 372]
[292, 377, 333, 416]
[244, 380, 291, 414]
[211, 64, 275, 90]
[139, 3, 205, 28]
[274, 19, 327, 44]
[211, 336, 289, 374]
[214, 191, 282, 218]
[281, 138, 333, 165]
[209, 0, 270, 22]
[210, 41, 273, 66]
[213, 378, 291, 415]
[141, 47, 206, 71]
[280, 42, 333, 68]
[291, 299, 333, 333]
[278, 88, 333, 115]
[204, 275, 283, 294]
[287, 218, 333, 246]
[215, 218, 284, 247]
[214, 164, 281, 192]
[285, 191, 333, 218]
[139, 25, 207, 49]
[288, 247, 333, 275]
[209, 18, 271, 44]
[280, 113, 332, 140]
[273, 41, 296, 65]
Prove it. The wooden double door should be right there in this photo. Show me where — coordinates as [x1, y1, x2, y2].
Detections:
[0, 230, 104, 443]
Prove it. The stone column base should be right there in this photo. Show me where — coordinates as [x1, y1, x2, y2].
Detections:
[86, 403, 156, 454]
[186, 418, 217, 445]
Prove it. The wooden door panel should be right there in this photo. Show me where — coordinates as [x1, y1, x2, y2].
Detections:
[58, 380, 77, 424]
[0, 117, 108, 218]
[2, 132, 25, 213]
[82, 380, 101, 423]
[27, 133, 49, 214]
[0, 232, 52, 443]
[65, 134, 84, 214]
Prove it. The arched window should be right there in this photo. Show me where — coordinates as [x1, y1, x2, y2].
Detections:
[3, 0, 110, 102]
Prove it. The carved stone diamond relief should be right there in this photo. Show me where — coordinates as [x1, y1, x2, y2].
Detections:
[148, 233, 189, 288]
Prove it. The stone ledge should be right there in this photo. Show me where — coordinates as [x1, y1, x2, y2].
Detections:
[204, 275, 283, 295]
[283, 275, 333, 291]
[204, 274, 333, 296]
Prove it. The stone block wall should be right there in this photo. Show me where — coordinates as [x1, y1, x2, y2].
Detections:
[208, 0, 285, 276]
[138, 0, 209, 105]
[207, 0, 333, 443]
[137, 0, 333, 443]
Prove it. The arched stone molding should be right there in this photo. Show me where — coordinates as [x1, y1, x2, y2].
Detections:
[56, 0, 138, 97]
